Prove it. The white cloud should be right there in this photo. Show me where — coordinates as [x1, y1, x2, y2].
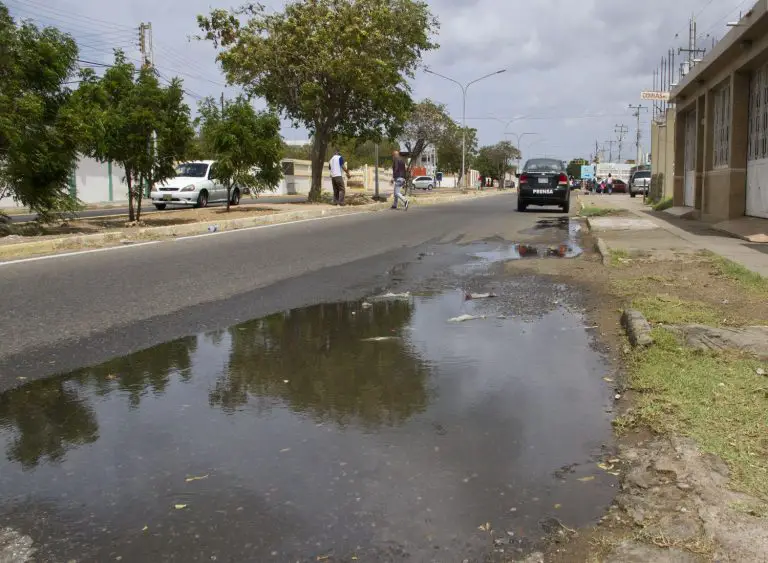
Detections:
[17, 0, 748, 161]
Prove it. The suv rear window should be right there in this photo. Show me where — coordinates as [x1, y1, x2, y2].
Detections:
[524, 159, 562, 172]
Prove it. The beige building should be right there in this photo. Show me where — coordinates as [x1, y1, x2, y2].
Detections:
[669, 0, 768, 221]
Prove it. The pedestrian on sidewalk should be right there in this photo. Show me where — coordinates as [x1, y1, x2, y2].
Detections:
[606, 173, 614, 195]
[390, 150, 410, 210]
[329, 149, 351, 206]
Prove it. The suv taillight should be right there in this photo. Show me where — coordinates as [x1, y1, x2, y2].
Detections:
[519, 173, 529, 184]
[558, 173, 568, 185]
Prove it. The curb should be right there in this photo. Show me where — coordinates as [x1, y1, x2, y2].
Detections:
[594, 237, 610, 266]
[621, 309, 654, 347]
[0, 191, 503, 261]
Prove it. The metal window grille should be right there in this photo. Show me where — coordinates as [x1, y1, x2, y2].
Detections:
[713, 84, 731, 168]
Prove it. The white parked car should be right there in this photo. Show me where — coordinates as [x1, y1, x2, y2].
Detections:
[150, 160, 241, 210]
[411, 175, 435, 190]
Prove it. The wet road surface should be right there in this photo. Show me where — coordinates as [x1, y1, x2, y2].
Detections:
[0, 213, 618, 562]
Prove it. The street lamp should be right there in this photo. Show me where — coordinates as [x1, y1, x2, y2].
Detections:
[424, 67, 507, 188]
[505, 131, 538, 171]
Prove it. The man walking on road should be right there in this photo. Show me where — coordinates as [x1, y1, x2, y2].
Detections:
[390, 150, 410, 210]
[329, 149, 351, 205]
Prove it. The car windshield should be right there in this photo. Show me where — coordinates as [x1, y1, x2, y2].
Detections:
[524, 159, 562, 172]
[634, 172, 651, 178]
[175, 163, 209, 177]
[415, 177, 431, 181]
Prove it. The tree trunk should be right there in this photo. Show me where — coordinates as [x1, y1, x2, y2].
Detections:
[126, 168, 135, 223]
[309, 133, 329, 202]
[136, 174, 145, 223]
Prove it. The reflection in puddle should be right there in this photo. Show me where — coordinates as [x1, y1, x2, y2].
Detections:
[477, 218, 584, 261]
[0, 290, 614, 562]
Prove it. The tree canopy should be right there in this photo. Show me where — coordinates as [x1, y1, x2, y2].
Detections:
[197, 0, 438, 201]
[436, 123, 478, 176]
[70, 52, 194, 221]
[566, 158, 588, 179]
[197, 96, 283, 210]
[0, 4, 81, 219]
[473, 141, 520, 182]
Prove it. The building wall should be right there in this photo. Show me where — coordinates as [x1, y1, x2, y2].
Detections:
[670, 0, 768, 221]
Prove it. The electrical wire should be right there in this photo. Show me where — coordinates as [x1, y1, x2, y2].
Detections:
[6, 0, 137, 32]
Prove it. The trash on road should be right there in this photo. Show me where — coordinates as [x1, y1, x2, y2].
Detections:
[448, 314, 486, 323]
[361, 336, 400, 342]
[208, 224, 219, 233]
[465, 292, 497, 300]
[174, 504, 187, 510]
[185, 474, 209, 482]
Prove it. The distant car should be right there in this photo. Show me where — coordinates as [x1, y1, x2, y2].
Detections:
[629, 171, 651, 198]
[517, 158, 571, 213]
[411, 175, 435, 190]
[611, 178, 627, 193]
[150, 160, 241, 210]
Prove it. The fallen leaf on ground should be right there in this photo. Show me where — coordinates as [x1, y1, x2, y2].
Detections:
[174, 504, 187, 510]
[577, 476, 595, 482]
[185, 474, 209, 482]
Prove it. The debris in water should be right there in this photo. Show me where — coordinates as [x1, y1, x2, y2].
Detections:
[465, 292, 497, 300]
[370, 292, 411, 301]
[448, 314, 486, 323]
[361, 336, 400, 342]
[185, 474, 210, 483]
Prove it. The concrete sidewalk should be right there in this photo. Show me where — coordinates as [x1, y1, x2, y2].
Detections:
[579, 193, 768, 277]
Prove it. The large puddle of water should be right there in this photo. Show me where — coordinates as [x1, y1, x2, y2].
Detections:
[0, 247, 616, 562]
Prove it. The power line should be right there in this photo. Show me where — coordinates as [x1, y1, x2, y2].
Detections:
[6, 0, 137, 32]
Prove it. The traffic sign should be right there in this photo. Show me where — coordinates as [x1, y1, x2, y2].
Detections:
[641, 91, 670, 101]
[581, 164, 595, 179]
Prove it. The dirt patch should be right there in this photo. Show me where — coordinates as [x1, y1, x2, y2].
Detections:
[1, 204, 284, 240]
[502, 247, 768, 561]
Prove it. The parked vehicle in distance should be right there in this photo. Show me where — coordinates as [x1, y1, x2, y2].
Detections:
[150, 160, 241, 210]
[517, 158, 571, 213]
[629, 170, 651, 198]
[611, 178, 627, 193]
[411, 176, 435, 190]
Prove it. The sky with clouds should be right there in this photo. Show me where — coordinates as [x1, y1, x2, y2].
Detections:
[5, 0, 754, 162]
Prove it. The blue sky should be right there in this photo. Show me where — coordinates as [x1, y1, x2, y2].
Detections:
[6, 0, 754, 162]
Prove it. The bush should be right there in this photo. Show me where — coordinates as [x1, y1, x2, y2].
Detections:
[652, 197, 673, 211]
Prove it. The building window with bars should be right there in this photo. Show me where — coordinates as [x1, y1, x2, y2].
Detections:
[751, 65, 768, 162]
[713, 84, 731, 168]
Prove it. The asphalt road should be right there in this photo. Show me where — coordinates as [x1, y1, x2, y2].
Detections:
[7, 194, 308, 222]
[0, 193, 571, 387]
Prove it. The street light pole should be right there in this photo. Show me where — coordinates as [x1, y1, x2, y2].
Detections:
[424, 68, 507, 188]
[506, 132, 538, 171]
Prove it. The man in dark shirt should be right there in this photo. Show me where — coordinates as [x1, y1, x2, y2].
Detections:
[390, 150, 410, 210]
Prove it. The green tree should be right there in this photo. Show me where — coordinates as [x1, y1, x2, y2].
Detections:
[436, 124, 478, 180]
[0, 5, 82, 220]
[197, 0, 438, 202]
[197, 96, 283, 211]
[282, 142, 312, 161]
[400, 99, 452, 187]
[473, 141, 520, 184]
[71, 53, 194, 221]
[566, 158, 588, 179]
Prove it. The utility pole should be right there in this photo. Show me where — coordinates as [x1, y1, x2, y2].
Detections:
[628, 104, 648, 164]
[678, 15, 706, 76]
[220, 92, 225, 112]
[138, 22, 153, 69]
[603, 140, 616, 163]
[614, 124, 629, 162]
